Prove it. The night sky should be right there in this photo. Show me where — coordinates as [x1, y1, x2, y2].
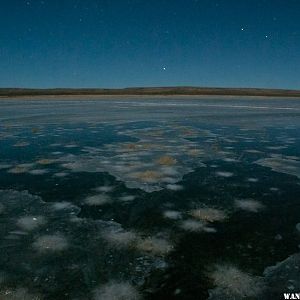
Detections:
[0, 0, 299, 89]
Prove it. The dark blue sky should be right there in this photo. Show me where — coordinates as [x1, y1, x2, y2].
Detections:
[0, 0, 299, 89]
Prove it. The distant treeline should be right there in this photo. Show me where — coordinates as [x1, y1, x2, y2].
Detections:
[1, 87, 300, 97]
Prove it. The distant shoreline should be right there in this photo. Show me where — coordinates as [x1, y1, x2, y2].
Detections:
[2, 95, 300, 101]
[1, 87, 300, 99]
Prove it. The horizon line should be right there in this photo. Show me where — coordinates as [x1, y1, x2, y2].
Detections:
[1, 86, 300, 92]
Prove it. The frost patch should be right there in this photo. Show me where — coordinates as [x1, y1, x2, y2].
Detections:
[93, 282, 141, 300]
[209, 264, 264, 299]
[255, 156, 300, 179]
[235, 199, 265, 213]
[17, 216, 46, 231]
[33, 234, 68, 252]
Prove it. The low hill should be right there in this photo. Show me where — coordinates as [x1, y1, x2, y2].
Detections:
[1, 87, 300, 97]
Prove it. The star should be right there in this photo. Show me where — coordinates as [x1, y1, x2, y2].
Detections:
[241, 28, 244, 31]
[162, 67, 167, 71]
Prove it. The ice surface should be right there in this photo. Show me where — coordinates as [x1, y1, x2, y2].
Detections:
[0, 190, 169, 298]
[0, 98, 299, 299]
